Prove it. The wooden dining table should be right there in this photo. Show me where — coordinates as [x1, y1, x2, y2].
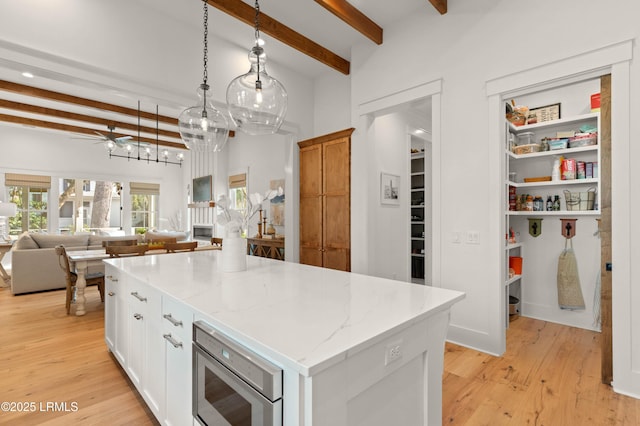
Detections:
[67, 243, 219, 315]
[67, 249, 110, 316]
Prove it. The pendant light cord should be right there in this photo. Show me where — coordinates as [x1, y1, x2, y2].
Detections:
[202, 0, 209, 115]
[254, 0, 262, 88]
[254, 0, 261, 44]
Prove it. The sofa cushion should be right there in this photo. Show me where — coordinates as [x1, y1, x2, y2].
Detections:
[30, 233, 89, 249]
[145, 230, 189, 242]
[14, 232, 39, 250]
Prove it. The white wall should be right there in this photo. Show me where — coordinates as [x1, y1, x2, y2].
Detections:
[313, 72, 352, 136]
[224, 132, 290, 240]
[311, 0, 640, 397]
[367, 112, 410, 281]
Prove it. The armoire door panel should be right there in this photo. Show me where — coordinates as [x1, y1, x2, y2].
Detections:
[300, 196, 322, 247]
[324, 248, 350, 272]
[323, 194, 350, 248]
[300, 247, 323, 267]
[300, 145, 322, 197]
[323, 138, 350, 195]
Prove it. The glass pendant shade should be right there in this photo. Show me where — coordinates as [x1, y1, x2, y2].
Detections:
[179, 83, 230, 152]
[226, 46, 287, 135]
[104, 140, 117, 153]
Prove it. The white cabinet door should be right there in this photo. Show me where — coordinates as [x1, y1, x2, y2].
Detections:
[127, 298, 145, 387]
[162, 297, 193, 426]
[104, 273, 117, 352]
[126, 278, 165, 422]
[143, 297, 165, 421]
[105, 265, 128, 366]
[114, 277, 128, 366]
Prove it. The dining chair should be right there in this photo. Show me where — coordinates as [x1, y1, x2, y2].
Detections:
[164, 241, 198, 253]
[102, 238, 138, 247]
[210, 237, 223, 248]
[55, 245, 105, 315]
[106, 244, 149, 257]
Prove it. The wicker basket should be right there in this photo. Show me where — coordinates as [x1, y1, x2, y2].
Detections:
[564, 187, 596, 211]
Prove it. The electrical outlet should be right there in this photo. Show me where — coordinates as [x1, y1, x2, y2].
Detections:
[385, 340, 403, 365]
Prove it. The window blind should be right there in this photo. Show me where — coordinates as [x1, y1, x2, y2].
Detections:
[5, 173, 51, 188]
[228, 173, 246, 189]
[129, 182, 160, 195]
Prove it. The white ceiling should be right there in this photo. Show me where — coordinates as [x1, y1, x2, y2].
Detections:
[0, 0, 439, 147]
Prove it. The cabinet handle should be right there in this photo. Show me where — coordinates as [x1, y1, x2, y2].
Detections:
[131, 291, 147, 302]
[106, 275, 118, 282]
[163, 333, 183, 349]
[163, 314, 183, 327]
[133, 313, 143, 320]
[108, 291, 115, 297]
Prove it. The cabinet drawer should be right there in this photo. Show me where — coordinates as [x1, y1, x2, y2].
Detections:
[161, 296, 193, 340]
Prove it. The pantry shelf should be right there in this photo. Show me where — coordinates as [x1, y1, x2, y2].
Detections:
[507, 178, 598, 188]
[507, 210, 601, 217]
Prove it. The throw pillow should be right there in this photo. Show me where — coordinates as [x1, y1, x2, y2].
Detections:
[13, 232, 39, 250]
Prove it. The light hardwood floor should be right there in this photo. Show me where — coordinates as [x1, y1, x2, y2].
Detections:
[0, 286, 157, 425]
[443, 316, 640, 425]
[2, 286, 639, 425]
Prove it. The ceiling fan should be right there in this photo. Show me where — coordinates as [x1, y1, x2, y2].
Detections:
[93, 125, 133, 147]
[72, 124, 134, 148]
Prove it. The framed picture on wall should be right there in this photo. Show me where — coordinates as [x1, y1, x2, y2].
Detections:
[380, 172, 400, 205]
[192, 175, 212, 202]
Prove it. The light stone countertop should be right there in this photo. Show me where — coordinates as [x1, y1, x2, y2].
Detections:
[105, 250, 464, 376]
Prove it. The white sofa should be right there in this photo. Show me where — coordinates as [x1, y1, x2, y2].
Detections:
[10, 233, 139, 295]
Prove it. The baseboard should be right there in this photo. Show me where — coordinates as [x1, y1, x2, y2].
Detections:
[445, 323, 502, 357]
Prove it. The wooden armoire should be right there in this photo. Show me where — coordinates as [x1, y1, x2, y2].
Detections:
[298, 128, 354, 271]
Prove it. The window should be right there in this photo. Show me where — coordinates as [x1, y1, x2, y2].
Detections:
[5, 173, 51, 235]
[228, 173, 247, 211]
[130, 182, 159, 232]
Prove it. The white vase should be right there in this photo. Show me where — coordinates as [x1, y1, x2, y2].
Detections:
[221, 229, 247, 272]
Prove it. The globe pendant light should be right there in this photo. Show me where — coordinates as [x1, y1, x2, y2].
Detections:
[179, 0, 229, 152]
[226, 0, 287, 135]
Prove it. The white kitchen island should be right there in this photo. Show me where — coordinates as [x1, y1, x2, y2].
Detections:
[103, 250, 464, 426]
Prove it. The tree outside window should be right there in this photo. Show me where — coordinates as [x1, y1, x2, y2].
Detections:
[58, 179, 121, 233]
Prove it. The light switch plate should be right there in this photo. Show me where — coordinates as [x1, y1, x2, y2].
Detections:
[466, 231, 480, 244]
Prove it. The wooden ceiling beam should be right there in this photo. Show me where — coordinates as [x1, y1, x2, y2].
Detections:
[428, 0, 447, 15]
[0, 99, 182, 140]
[314, 0, 382, 45]
[207, 0, 350, 75]
[0, 113, 186, 149]
[0, 79, 179, 125]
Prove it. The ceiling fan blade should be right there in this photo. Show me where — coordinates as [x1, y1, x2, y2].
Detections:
[115, 136, 133, 142]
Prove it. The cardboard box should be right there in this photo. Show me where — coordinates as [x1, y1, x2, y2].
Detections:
[591, 93, 601, 112]
[561, 158, 577, 180]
